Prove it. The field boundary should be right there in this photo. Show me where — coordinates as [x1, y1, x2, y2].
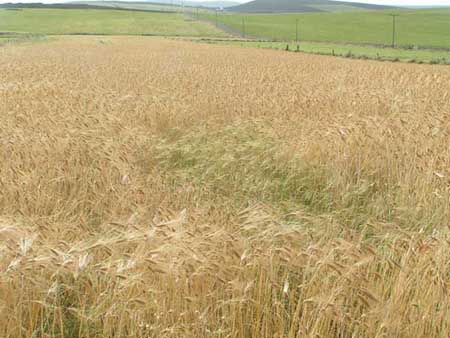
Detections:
[0, 32, 48, 46]
[192, 37, 450, 65]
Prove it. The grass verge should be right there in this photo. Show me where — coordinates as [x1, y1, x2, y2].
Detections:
[196, 38, 450, 64]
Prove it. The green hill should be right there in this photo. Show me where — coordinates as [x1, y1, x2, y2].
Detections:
[228, 0, 396, 13]
[0, 8, 227, 36]
[202, 9, 450, 48]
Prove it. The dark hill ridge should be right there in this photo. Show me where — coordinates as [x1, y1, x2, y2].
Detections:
[228, 0, 396, 13]
[0, 2, 172, 12]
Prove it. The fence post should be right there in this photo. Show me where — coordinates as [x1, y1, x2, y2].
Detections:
[389, 14, 399, 48]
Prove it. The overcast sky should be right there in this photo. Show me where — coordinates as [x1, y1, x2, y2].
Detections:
[1, 0, 449, 5]
[329, 0, 450, 4]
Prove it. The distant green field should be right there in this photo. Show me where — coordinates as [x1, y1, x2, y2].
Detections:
[200, 39, 450, 64]
[201, 9, 450, 48]
[0, 8, 226, 36]
[72, 1, 178, 12]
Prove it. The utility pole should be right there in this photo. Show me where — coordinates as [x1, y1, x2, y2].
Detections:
[389, 14, 399, 48]
[242, 18, 246, 38]
[215, 10, 218, 28]
[295, 19, 299, 43]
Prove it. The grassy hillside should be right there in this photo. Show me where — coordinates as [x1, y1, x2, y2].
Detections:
[202, 9, 450, 48]
[105, 0, 240, 8]
[69, 1, 180, 12]
[70, 1, 219, 13]
[0, 8, 226, 36]
[0, 2, 172, 12]
[228, 0, 395, 13]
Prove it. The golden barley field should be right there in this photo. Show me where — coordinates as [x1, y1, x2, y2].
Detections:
[1, 36, 450, 338]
